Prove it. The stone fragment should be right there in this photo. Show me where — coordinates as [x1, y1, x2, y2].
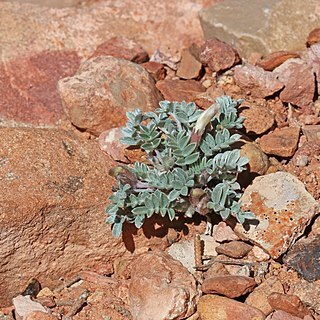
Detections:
[240, 142, 270, 175]
[25, 311, 58, 320]
[259, 127, 300, 157]
[291, 280, 320, 314]
[36, 288, 53, 298]
[90, 37, 149, 63]
[58, 56, 162, 136]
[156, 79, 205, 102]
[0, 128, 169, 305]
[273, 59, 315, 108]
[150, 49, 178, 70]
[204, 263, 230, 279]
[199, 0, 320, 58]
[99, 128, 129, 163]
[240, 101, 275, 135]
[141, 61, 166, 81]
[268, 99, 288, 128]
[268, 293, 310, 319]
[0, 50, 80, 125]
[245, 276, 284, 315]
[215, 241, 253, 259]
[234, 65, 284, 98]
[211, 221, 240, 243]
[302, 125, 320, 144]
[235, 172, 319, 259]
[13, 295, 47, 319]
[283, 236, 320, 281]
[128, 251, 199, 320]
[199, 38, 240, 73]
[257, 51, 300, 71]
[201, 275, 256, 298]
[197, 294, 266, 320]
[266, 311, 307, 320]
[307, 28, 320, 46]
[250, 245, 270, 262]
[177, 48, 202, 79]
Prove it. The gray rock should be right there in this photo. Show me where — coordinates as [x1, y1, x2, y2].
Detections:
[199, 0, 320, 57]
[234, 172, 319, 259]
[58, 56, 162, 135]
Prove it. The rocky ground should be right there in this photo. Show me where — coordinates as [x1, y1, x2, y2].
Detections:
[0, 0, 320, 319]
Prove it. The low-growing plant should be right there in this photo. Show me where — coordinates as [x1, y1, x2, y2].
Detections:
[106, 96, 254, 238]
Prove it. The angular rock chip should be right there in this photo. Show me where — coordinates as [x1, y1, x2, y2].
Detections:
[58, 56, 162, 136]
[307, 28, 320, 46]
[197, 294, 266, 320]
[234, 65, 284, 98]
[142, 61, 166, 81]
[259, 127, 300, 157]
[235, 172, 319, 259]
[199, 37, 240, 73]
[156, 79, 205, 102]
[215, 241, 253, 259]
[13, 295, 47, 319]
[177, 48, 202, 79]
[257, 51, 300, 71]
[284, 236, 320, 281]
[128, 251, 199, 320]
[202, 275, 257, 298]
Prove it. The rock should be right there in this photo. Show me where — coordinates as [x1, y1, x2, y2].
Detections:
[307, 28, 320, 46]
[202, 275, 257, 298]
[58, 56, 162, 136]
[240, 142, 270, 175]
[168, 235, 219, 273]
[273, 59, 315, 108]
[177, 48, 202, 79]
[215, 241, 253, 259]
[142, 61, 166, 81]
[283, 236, 320, 281]
[302, 125, 320, 144]
[156, 79, 205, 102]
[0, 128, 169, 305]
[197, 294, 266, 320]
[245, 276, 284, 315]
[12, 295, 47, 319]
[268, 293, 310, 319]
[204, 263, 230, 279]
[212, 221, 240, 243]
[235, 172, 319, 259]
[199, 38, 240, 73]
[99, 128, 129, 163]
[199, 0, 320, 58]
[250, 245, 270, 262]
[25, 311, 58, 320]
[257, 51, 300, 71]
[90, 37, 149, 63]
[291, 280, 320, 314]
[234, 65, 284, 98]
[36, 288, 53, 298]
[268, 99, 288, 128]
[0, 50, 81, 125]
[240, 101, 275, 135]
[7, 0, 84, 8]
[128, 251, 199, 320]
[266, 310, 309, 320]
[259, 127, 300, 157]
[306, 44, 320, 96]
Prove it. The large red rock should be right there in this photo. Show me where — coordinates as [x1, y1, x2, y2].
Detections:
[234, 64, 284, 98]
[0, 51, 80, 125]
[273, 58, 315, 108]
[0, 128, 169, 306]
[58, 56, 162, 136]
[127, 251, 199, 320]
[199, 38, 241, 73]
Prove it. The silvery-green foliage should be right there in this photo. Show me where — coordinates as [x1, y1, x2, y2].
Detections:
[106, 96, 253, 238]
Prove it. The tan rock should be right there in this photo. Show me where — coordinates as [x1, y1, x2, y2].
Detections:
[58, 56, 162, 136]
[177, 48, 202, 79]
[156, 79, 205, 102]
[259, 127, 300, 157]
[257, 51, 300, 71]
[212, 221, 240, 243]
[268, 293, 310, 319]
[202, 275, 257, 298]
[236, 172, 319, 259]
[245, 276, 284, 315]
[12, 295, 47, 320]
[215, 241, 253, 259]
[197, 294, 266, 320]
[90, 36, 149, 63]
[199, 37, 240, 73]
[128, 251, 199, 320]
[234, 65, 284, 98]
